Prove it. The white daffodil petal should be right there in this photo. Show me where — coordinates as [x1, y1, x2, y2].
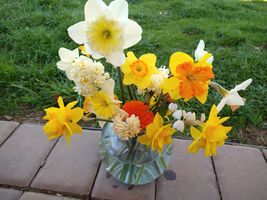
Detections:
[58, 48, 79, 61]
[106, 51, 126, 67]
[173, 110, 183, 120]
[173, 120, 185, 132]
[217, 97, 227, 112]
[207, 55, 214, 64]
[108, 0, 128, 22]
[84, 44, 103, 59]
[168, 103, 177, 112]
[84, 0, 107, 22]
[233, 78, 252, 91]
[226, 92, 244, 106]
[123, 19, 142, 49]
[68, 21, 88, 44]
[101, 78, 115, 99]
[195, 39, 205, 61]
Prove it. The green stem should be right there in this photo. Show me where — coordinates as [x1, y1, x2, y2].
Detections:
[127, 85, 135, 100]
[117, 67, 126, 104]
[151, 92, 163, 111]
[87, 118, 112, 123]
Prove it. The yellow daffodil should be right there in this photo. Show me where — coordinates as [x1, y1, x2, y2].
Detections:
[162, 51, 214, 104]
[138, 113, 176, 153]
[121, 51, 159, 89]
[91, 79, 120, 119]
[68, 0, 142, 66]
[188, 105, 232, 157]
[43, 96, 83, 143]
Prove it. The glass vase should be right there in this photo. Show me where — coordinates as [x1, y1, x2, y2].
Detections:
[99, 123, 172, 185]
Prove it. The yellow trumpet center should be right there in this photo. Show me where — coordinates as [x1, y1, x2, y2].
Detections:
[86, 17, 124, 55]
[130, 60, 148, 77]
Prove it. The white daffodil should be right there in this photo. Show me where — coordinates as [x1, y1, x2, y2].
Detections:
[56, 47, 79, 79]
[217, 79, 252, 112]
[67, 0, 142, 66]
[194, 39, 214, 64]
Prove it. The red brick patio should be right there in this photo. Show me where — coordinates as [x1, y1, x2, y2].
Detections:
[0, 121, 266, 200]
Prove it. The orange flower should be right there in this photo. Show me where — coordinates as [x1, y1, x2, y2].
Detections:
[122, 100, 154, 129]
[162, 52, 214, 104]
[177, 61, 214, 99]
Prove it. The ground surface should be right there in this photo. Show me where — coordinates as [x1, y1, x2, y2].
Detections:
[0, 121, 266, 200]
[0, 0, 266, 145]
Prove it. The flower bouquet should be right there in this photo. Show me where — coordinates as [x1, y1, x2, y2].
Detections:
[43, 0, 252, 185]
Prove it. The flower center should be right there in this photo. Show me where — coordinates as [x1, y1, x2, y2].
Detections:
[130, 60, 148, 77]
[86, 17, 124, 55]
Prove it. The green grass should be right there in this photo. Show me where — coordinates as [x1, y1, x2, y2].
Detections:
[0, 0, 266, 144]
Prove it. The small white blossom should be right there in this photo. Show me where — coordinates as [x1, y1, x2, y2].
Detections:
[173, 120, 185, 132]
[144, 66, 170, 95]
[168, 103, 177, 112]
[173, 110, 183, 120]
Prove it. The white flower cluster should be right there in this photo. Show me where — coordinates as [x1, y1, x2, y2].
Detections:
[57, 48, 109, 96]
[138, 66, 169, 95]
[168, 103, 205, 132]
[113, 114, 141, 140]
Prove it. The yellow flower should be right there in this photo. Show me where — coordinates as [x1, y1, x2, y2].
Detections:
[161, 52, 214, 104]
[43, 96, 83, 143]
[188, 105, 232, 157]
[90, 79, 119, 119]
[91, 91, 116, 119]
[121, 51, 159, 89]
[138, 113, 176, 153]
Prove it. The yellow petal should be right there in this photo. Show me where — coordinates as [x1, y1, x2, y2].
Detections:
[57, 96, 64, 108]
[195, 85, 208, 104]
[70, 107, 84, 122]
[190, 126, 202, 139]
[66, 100, 78, 109]
[120, 51, 137, 74]
[139, 53, 157, 68]
[123, 73, 136, 85]
[68, 122, 82, 134]
[161, 77, 181, 100]
[209, 105, 218, 119]
[204, 142, 211, 157]
[138, 134, 151, 146]
[169, 52, 193, 76]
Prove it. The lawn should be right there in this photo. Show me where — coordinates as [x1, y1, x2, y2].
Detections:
[0, 0, 266, 145]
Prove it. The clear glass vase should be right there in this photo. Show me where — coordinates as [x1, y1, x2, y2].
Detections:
[99, 123, 172, 185]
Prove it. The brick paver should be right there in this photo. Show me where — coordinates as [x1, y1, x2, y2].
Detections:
[262, 149, 267, 161]
[213, 145, 267, 200]
[0, 124, 57, 187]
[19, 192, 79, 200]
[156, 139, 220, 200]
[0, 121, 19, 145]
[91, 164, 155, 200]
[0, 122, 266, 200]
[0, 188, 22, 200]
[31, 130, 101, 196]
